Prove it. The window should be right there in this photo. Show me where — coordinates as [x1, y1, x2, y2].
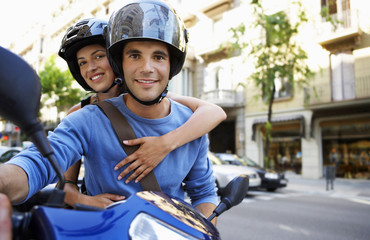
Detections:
[40, 38, 44, 54]
[321, 0, 337, 15]
[274, 77, 293, 99]
[168, 67, 192, 96]
[181, 67, 193, 96]
[321, 0, 352, 28]
[330, 51, 355, 101]
[263, 77, 293, 100]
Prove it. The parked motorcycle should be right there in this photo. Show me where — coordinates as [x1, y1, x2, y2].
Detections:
[0, 46, 249, 240]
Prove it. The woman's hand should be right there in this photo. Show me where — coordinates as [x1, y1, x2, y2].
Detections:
[114, 136, 173, 183]
[78, 193, 126, 209]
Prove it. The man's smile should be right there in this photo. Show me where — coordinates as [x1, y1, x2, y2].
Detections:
[136, 79, 158, 84]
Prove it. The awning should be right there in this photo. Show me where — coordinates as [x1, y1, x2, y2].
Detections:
[310, 103, 370, 137]
[251, 114, 305, 141]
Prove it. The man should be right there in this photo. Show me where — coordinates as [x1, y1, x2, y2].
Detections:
[0, 0, 217, 223]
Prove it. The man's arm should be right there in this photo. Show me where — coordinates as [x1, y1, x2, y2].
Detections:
[195, 202, 217, 226]
[0, 193, 12, 240]
[0, 164, 29, 204]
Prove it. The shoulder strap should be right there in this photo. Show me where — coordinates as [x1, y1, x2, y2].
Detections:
[94, 101, 161, 192]
[81, 96, 91, 108]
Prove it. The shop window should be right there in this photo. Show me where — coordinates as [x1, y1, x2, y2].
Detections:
[261, 122, 302, 173]
[268, 139, 302, 174]
[321, 119, 370, 179]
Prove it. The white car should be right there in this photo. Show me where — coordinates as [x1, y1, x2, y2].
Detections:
[0, 146, 10, 156]
[208, 152, 261, 195]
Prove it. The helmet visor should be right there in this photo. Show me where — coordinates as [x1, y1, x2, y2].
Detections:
[107, 2, 187, 53]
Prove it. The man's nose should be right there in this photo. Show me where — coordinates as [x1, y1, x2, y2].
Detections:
[140, 58, 154, 73]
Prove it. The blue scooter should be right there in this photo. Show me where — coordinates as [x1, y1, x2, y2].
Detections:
[0, 46, 249, 240]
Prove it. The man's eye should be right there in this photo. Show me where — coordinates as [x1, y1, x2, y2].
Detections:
[154, 55, 166, 61]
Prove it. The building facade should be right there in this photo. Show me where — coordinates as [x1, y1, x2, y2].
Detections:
[3, 0, 370, 179]
[177, 0, 370, 179]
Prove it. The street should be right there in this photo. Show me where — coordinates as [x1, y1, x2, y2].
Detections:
[216, 174, 370, 240]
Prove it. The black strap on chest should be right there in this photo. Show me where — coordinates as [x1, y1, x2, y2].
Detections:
[81, 96, 91, 108]
[94, 101, 161, 192]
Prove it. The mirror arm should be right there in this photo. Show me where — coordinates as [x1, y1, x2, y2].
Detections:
[28, 124, 65, 190]
[207, 198, 232, 222]
[29, 125, 66, 207]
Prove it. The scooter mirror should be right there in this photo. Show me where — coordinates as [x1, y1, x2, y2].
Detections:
[0, 46, 41, 135]
[207, 176, 249, 221]
[221, 175, 249, 206]
[0, 47, 65, 197]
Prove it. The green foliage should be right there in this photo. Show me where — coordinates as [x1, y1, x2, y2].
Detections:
[320, 5, 342, 31]
[250, 1, 314, 103]
[229, 1, 314, 102]
[227, 1, 315, 165]
[39, 55, 84, 114]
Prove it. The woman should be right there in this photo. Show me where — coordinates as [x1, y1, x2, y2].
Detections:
[58, 18, 226, 208]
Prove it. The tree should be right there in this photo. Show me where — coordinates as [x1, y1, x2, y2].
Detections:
[39, 55, 84, 118]
[228, 1, 314, 167]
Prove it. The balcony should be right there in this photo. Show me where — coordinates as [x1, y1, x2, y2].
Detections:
[200, 89, 245, 108]
[317, 8, 361, 53]
[305, 75, 370, 107]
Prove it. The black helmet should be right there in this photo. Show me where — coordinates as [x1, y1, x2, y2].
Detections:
[58, 18, 107, 91]
[105, 0, 188, 105]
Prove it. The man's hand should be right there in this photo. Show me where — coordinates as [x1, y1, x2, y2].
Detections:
[0, 193, 12, 240]
[114, 136, 172, 183]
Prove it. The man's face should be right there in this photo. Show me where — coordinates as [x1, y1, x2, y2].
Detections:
[122, 41, 170, 103]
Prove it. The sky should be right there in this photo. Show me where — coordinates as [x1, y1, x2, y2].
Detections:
[1, 0, 51, 47]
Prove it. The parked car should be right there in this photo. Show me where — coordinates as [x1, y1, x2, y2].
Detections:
[214, 153, 288, 192]
[208, 152, 261, 195]
[0, 146, 10, 156]
[0, 147, 22, 164]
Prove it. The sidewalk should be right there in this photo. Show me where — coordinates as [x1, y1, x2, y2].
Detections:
[283, 171, 370, 199]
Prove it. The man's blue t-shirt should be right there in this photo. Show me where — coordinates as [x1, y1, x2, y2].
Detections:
[7, 95, 218, 207]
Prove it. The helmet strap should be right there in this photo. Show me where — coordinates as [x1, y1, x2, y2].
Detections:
[127, 85, 168, 106]
[90, 77, 123, 94]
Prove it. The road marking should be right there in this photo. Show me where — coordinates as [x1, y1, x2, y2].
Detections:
[348, 198, 370, 205]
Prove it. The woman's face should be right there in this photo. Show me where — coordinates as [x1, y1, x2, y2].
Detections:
[77, 44, 115, 92]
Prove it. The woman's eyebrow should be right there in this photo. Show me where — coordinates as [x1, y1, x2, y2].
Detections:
[91, 49, 105, 55]
[77, 49, 105, 61]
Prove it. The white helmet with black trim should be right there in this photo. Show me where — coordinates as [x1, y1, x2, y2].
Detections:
[106, 0, 188, 105]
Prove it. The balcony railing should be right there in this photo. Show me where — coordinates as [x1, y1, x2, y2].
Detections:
[305, 76, 370, 106]
[318, 8, 358, 35]
[356, 75, 370, 99]
[200, 89, 245, 107]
